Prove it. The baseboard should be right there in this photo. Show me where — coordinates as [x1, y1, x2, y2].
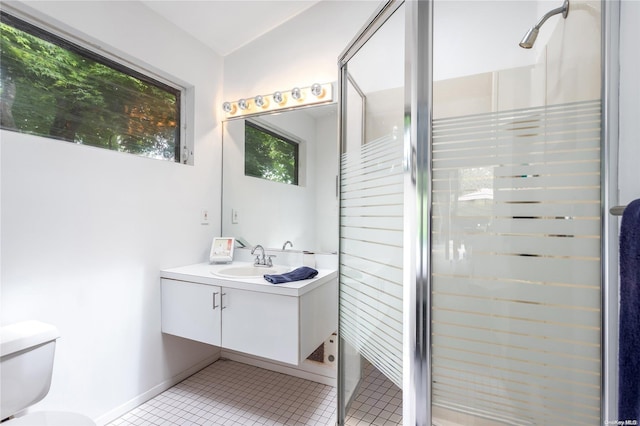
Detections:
[221, 350, 336, 386]
[94, 354, 220, 426]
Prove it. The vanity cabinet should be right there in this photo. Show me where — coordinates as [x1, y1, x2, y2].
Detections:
[161, 279, 222, 346]
[221, 287, 299, 364]
[160, 263, 338, 366]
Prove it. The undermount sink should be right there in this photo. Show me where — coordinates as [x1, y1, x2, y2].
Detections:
[212, 265, 290, 279]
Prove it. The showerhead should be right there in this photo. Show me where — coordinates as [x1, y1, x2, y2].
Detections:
[519, 0, 569, 49]
[519, 27, 540, 49]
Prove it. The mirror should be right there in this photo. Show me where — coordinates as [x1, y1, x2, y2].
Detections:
[222, 103, 338, 253]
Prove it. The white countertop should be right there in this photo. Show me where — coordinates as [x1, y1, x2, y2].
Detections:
[160, 262, 337, 297]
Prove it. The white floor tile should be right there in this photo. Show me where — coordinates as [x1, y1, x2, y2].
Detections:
[109, 359, 402, 426]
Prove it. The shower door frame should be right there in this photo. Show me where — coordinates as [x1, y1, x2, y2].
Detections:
[404, 1, 432, 425]
[602, 0, 621, 423]
[337, 0, 620, 424]
[337, 1, 432, 424]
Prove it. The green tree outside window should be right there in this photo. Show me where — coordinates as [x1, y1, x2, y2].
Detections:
[245, 121, 299, 185]
[0, 13, 181, 162]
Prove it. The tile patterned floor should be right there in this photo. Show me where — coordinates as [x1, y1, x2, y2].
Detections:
[109, 359, 401, 426]
[344, 364, 403, 426]
[109, 359, 336, 426]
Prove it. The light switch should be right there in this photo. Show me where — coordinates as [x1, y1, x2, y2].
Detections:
[201, 209, 209, 225]
[232, 209, 239, 224]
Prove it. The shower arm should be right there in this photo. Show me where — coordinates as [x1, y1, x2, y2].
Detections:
[532, 0, 569, 31]
[520, 0, 569, 48]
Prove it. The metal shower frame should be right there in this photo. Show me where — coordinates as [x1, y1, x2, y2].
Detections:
[336, 0, 620, 424]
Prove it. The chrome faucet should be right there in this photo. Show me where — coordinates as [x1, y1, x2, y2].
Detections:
[251, 245, 265, 265]
[251, 245, 275, 267]
[282, 240, 293, 250]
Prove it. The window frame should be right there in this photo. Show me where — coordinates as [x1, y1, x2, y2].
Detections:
[0, 9, 188, 163]
[244, 120, 300, 186]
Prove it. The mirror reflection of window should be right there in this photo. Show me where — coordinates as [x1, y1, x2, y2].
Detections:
[244, 121, 299, 185]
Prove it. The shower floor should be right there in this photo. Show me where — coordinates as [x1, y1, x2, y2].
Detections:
[344, 364, 403, 426]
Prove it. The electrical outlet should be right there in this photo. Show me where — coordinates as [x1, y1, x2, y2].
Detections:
[201, 209, 209, 225]
[231, 209, 239, 224]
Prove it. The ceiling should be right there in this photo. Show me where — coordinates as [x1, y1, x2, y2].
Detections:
[141, 0, 321, 57]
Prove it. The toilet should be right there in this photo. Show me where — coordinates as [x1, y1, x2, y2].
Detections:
[0, 321, 95, 425]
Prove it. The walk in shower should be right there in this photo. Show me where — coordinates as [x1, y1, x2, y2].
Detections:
[337, 0, 615, 425]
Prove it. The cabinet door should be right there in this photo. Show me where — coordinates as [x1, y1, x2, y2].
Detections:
[161, 278, 221, 346]
[221, 287, 299, 364]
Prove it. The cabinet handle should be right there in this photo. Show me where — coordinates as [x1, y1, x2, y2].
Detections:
[221, 292, 227, 310]
[212, 292, 219, 310]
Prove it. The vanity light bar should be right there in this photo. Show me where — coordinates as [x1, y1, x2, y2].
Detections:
[222, 83, 333, 119]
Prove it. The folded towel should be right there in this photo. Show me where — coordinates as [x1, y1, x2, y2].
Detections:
[619, 198, 640, 422]
[264, 266, 318, 284]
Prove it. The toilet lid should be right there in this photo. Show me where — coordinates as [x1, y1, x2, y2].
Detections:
[7, 411, 95, 426]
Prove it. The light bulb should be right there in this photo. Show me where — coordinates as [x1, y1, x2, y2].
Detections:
[291, 87, 302, 100]
[222, 102, 236, 114]
[311, 83, 323, 97]
[238, 99, 248, 110]
[273, 91, 284, 104]
[255, 95, 265, 108]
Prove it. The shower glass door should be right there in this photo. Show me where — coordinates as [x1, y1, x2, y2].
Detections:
[430, 1, 602, 425]
[338, 2, 406, 425]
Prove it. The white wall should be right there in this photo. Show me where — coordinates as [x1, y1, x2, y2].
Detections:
[315, 112, 339, 253]
[223, 1, 380, 100]
[433, 1, 540, 81]
[619, 0, 640, 203]
[1, 1, 223, 423]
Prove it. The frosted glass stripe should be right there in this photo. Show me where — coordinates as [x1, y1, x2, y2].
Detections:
[342, 168, 403, 184]
[433, 117, 600, 140]
[432, 174, 600, 191]
[431, 99, 601, 423]
[432, 100, 600, 131]
[434, 129, 599, 158]
[340, 134, 404, 388]
[432, 322, 600, 360]
[432, 234, 600, 258]
[433, 158, 600, 173]
[435, 254, 600, 286]
[434, 200, 600, 216]
[433, 308, 600, 343]
[433, 293, 600, 328]
[340, 215, 403, 230]
[433, 218, 600, 236]
[341, 206, 404, 218]
[432, 278, 601, 308]
[491, 162, 601, 175]
[341, 144, 400, 171]
[341, 184, 404, 201]
[432, 149, 600, 170]
[341, 266, 403, 303]
[432, 123, 601, 147]
[432, 366, 600, 403]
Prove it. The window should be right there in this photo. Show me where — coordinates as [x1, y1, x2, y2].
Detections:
[245, 121, 299, 185]
[0, 12, 182, 162]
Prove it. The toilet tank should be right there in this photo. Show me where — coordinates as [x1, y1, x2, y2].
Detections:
[0, 321, 60, 420]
